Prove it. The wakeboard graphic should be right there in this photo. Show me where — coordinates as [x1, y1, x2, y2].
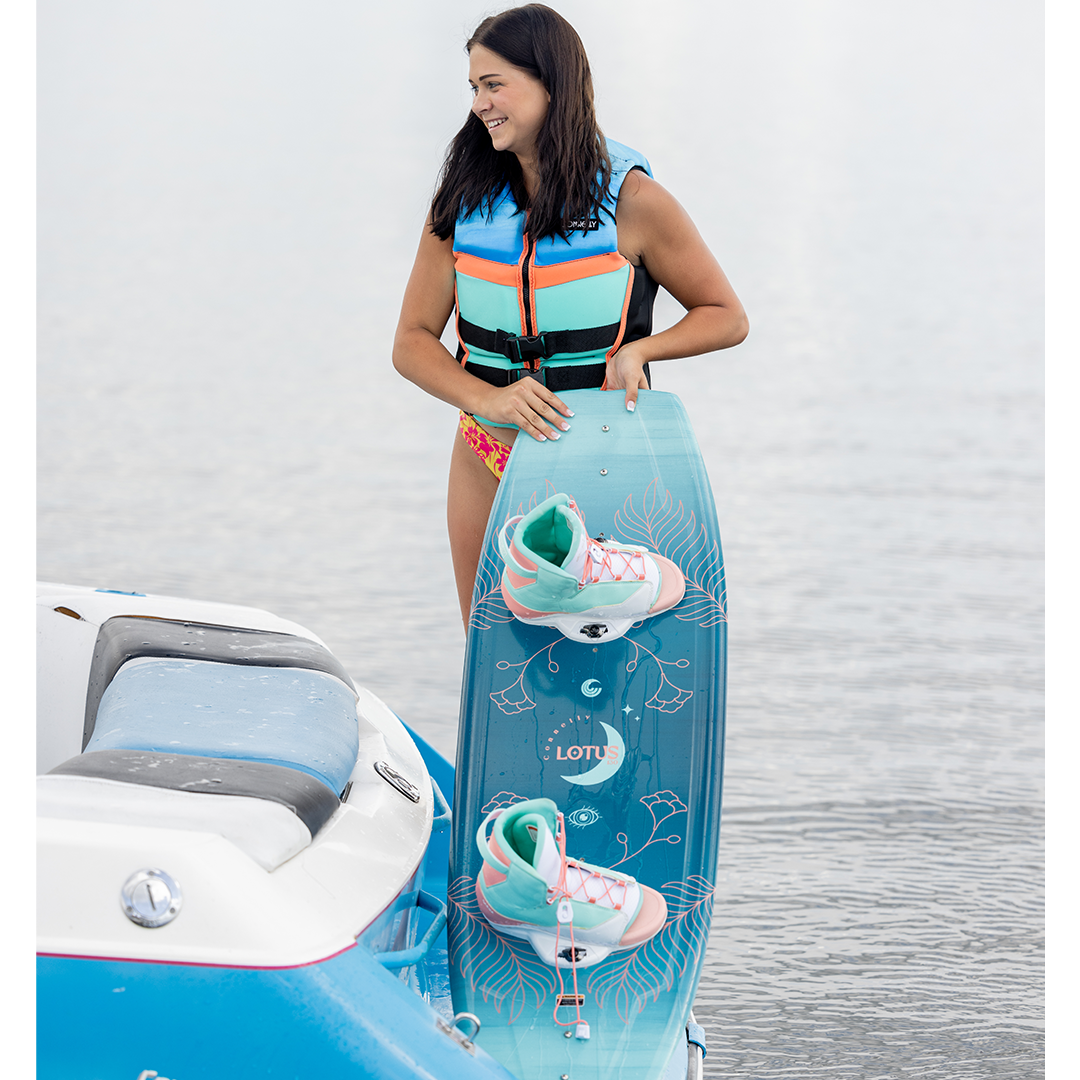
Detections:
[449, 390, 726, 1080]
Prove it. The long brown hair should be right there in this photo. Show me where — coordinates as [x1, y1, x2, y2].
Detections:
[429, 4, 612, 243]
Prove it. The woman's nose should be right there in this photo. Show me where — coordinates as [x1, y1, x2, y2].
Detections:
[472, 90, 490, 115]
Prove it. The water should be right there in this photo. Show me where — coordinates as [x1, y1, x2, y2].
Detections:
[37, 1, 1043, 1075]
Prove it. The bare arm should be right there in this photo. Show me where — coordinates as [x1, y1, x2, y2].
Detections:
[392, 223, 573, 441]
[609, 170, 749, 409]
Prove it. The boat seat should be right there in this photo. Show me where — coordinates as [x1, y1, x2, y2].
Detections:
[84, 657, 359, 796]
[42, 750, 340, 871]
[82, 616, 357, 752]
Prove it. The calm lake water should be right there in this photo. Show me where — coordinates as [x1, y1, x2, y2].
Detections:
[38, 1, 1043, 1075]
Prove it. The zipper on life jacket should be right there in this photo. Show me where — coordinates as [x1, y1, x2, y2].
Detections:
[519, 215, 537, 338]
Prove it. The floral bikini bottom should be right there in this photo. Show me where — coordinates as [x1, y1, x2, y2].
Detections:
[458, 412, 513, 480]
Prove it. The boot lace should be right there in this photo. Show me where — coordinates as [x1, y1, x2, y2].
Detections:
[544, 811, 632, 1035]
[579, 538, 647, 589]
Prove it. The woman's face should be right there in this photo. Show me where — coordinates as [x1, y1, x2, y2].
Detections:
[469, 44, 550, 160]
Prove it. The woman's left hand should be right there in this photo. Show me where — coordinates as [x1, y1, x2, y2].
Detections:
[604, 343, 651, 412]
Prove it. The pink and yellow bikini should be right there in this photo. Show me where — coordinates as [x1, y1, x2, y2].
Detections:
[458, 412, 512, 480]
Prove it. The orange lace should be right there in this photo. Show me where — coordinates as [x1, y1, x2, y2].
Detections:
[580, 540, 647, 588]
[546, 812, 630, 1033]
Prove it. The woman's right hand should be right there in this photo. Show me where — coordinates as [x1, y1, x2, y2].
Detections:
[476, 377, 574, 442]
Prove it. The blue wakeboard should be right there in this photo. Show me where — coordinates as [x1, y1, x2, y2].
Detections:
[449, 389, 726, 1080]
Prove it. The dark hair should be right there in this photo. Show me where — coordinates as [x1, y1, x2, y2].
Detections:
[429, 4, 612, 243]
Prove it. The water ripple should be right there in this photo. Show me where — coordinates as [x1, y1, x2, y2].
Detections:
[697, 799, 1043, 1077]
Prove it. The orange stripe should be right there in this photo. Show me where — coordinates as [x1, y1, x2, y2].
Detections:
[453, 251, 520, 288]
[510, 538, 538, 572]
[604, 263, 635, 365]
[517, 229, 530, 337]
[532, 251, 629, 289]
[529, 262, 538, 335]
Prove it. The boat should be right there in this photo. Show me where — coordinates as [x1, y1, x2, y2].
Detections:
[35, 581, 706, 1078]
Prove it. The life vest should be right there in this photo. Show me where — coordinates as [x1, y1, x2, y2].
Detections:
[452, 139, 659, 390]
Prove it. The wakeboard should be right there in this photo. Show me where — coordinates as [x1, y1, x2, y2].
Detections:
[449, 388, 727, 1080]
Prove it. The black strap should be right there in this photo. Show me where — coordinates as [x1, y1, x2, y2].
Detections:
[464, 359, 609, 392]
[464, 359, 652, 394]
[457, 316, 622, 363]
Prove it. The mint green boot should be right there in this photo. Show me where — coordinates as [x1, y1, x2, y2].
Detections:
[475, 797, 668, 969]
[498, 493, 685, 643]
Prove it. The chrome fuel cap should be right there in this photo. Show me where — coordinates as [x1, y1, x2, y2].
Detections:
[120, 868, 183, 928]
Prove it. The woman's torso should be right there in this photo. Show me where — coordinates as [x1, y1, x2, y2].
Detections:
[452, 139, 658, 438]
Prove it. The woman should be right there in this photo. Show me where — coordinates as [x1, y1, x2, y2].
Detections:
[393, 4, 748, 629]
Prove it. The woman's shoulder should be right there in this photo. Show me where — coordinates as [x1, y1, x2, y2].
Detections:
[613, 166, 688, 254]
[603, 139, 654, 215]
[605, 138, 653, 181]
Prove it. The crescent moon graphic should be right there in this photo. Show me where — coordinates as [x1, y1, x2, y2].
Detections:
[561, 722, 625, 786]
[581, 679, 602, 698]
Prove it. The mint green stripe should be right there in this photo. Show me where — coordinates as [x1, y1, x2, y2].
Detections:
[456, 274, 522, 336]
[535, 265, 630, 331]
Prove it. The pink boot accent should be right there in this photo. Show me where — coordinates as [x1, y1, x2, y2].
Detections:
[647, 554, 686, 615]
[618, 883, 668, 946]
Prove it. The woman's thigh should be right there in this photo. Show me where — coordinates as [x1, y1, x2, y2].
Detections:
[447, 426, 503, 629]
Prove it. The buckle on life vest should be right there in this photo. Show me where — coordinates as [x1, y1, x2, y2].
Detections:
[495, 330, 551, 371]
[508, 365, 547, 386]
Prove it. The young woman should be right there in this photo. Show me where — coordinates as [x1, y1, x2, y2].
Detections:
[393, 4, 748, 629]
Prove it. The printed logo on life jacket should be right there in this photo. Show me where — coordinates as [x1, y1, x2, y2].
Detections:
[567, 217, 600, 232]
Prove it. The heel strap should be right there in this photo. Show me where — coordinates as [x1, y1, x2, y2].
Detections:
[497, 515, 526, 569]
[475, 808, 513, 873]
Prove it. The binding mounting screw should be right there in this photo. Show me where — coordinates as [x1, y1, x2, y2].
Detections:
[564, 1030, 573, 1038]
[599, 469, 608, 475]
[601, 425, 609, 432]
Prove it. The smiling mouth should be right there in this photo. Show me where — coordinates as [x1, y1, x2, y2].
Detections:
[486, 118, 507, 130]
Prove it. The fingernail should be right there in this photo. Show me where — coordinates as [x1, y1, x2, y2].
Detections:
[566, 410, 575, 417]
[627, 400, 636, 412]
[559, 422, 571, 431]
[549, 431, 561, 440]
[536, 434, 547, 442]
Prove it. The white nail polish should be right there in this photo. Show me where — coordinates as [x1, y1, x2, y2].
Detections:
[627, 400, 636, 412]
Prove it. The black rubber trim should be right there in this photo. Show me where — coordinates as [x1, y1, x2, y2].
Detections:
[49, 749, 341, 838]
[82, 616, 357, 752]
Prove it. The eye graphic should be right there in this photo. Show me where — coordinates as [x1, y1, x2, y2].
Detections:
[581, 679, 602, 698]
[566, 807, 600, 828]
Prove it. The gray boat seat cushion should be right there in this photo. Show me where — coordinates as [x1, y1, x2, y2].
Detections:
[44, 749, 342, 870]
[84, 658, 359, 795]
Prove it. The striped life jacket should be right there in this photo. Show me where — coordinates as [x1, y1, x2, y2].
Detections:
[452, 139, 659, 393]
